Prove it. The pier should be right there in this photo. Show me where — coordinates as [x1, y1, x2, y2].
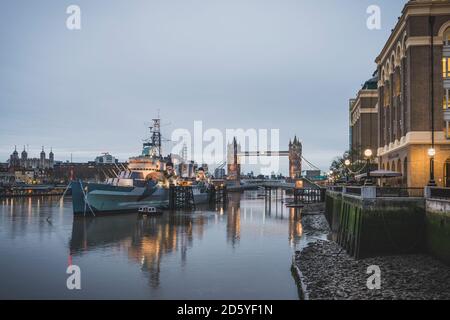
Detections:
[168, 184, 228, 211]
[0, 184, 68, 198]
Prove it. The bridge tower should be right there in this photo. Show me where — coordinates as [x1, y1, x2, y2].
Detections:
[289, 136, 302, 179]
[227, 137, 241, 181]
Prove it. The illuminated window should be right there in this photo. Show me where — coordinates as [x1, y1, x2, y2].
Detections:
[444, 89, 450, 110]
[443, 58, 450, 78]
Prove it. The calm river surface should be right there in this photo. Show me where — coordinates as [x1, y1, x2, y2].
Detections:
[0, 191, 318, 299]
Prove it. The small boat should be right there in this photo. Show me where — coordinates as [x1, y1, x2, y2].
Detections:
[138, 206, 163, 215]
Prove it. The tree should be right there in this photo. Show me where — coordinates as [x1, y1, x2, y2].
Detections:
[329, 149, 367, 183]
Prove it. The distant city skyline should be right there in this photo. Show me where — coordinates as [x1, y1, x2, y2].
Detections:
[0, 0, 407, 174]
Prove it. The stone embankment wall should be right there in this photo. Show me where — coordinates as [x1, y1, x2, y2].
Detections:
[325, 188, 449, 264]
[425, 198, 450, 265]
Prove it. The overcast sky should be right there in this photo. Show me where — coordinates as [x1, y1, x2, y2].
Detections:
[0, 0, 406, 174]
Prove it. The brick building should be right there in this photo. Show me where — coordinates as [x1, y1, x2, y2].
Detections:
[349, 74, 379, 162]
[376, 0, 450, 188]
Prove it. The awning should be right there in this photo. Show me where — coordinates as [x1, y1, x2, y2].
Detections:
[355, 170, 402, 180]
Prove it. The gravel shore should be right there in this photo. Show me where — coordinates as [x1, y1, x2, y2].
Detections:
[293, 205, 450, 300]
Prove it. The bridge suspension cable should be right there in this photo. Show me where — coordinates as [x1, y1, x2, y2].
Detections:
[301, 156, 321, 171]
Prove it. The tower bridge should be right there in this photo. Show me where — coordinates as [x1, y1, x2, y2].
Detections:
[226, 136, 303, 181]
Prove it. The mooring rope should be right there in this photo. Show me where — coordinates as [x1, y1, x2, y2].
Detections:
[79, 180, 96, 217]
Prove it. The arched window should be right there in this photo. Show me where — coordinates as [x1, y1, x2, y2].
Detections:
[396, 42, 403, 64]
[390, 54, 395, 74]
[402, 33, 407, 57]
[443, 28, 450, 109]
[444, 28, 450, 46]
[394, 71, 401, 97]
[403, 157, 408, 186]
[384, 82, 391, 106]
[444, 158, 450, 188]
[442, 29, 450, 79]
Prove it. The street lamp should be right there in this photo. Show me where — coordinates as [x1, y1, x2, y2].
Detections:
[328, 170, 334, 184]
[428, 147, 436, 157]
[428, 16, 436, 188]
[364, 149, 373, 186]
[428, 147, 437, 186]
[344, 159, 351, 183]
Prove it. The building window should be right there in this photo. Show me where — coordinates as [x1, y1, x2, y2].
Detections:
[444, 89, 450, 109]
[445, 159, 450, 188]
[403, 158, 408, 186]
[384, 83, 391, 106]
[393, 71, 401, 97]
[445, 30, 450, 46]
[443, 58, 450, 78]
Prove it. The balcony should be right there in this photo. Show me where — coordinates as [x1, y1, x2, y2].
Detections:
[444, 45, 450, 58]
[444, 78, 450, 89]
[444, 109, 450, 122]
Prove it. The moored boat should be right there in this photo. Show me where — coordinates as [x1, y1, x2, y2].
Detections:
[71, 118, 211, 216]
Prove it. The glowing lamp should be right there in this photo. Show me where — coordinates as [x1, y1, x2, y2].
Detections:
[364, 149, 373, 158]
[428, 148, 436, 158]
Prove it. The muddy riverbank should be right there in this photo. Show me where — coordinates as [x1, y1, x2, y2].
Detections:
[293, 204, 450, 300]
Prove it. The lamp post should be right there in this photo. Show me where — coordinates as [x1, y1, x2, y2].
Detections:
[428, 16, 436, 187]
[364, 149, 373, 186]
[328, 170, 333, 184]
[344, 159, 351, 184]
[428, 147, 437, 186]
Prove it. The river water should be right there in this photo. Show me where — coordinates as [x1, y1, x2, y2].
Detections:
[0, 191, 318, 299]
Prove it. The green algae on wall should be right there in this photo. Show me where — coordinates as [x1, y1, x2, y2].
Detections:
[426, 199, 450, 265]
[325, 191, 426, 259]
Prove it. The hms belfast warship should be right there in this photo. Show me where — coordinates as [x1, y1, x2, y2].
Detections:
[71, 118, 209, 216]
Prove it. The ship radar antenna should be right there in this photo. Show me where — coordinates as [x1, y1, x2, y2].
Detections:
[142, 116, 163, 158]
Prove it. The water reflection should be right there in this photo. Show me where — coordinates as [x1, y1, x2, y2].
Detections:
[288, 208, 303, 246]
[227, 193, 241, 247]
[1, 191, 309, 299]
[264, 189, 289, 220]
[0, 196, 65, 239]
[70, 212, 214, 288]
[67, 191, 306, 290]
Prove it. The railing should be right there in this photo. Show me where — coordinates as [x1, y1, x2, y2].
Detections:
[429, 187, 450, 200]
[376, 187, 424, 198]
[326, 186, 425, 199]
[443, 44, 450, 57]
[328, 186, 343, 192]
[293, 188, 325, 203]
[345, 187, 362, 196]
